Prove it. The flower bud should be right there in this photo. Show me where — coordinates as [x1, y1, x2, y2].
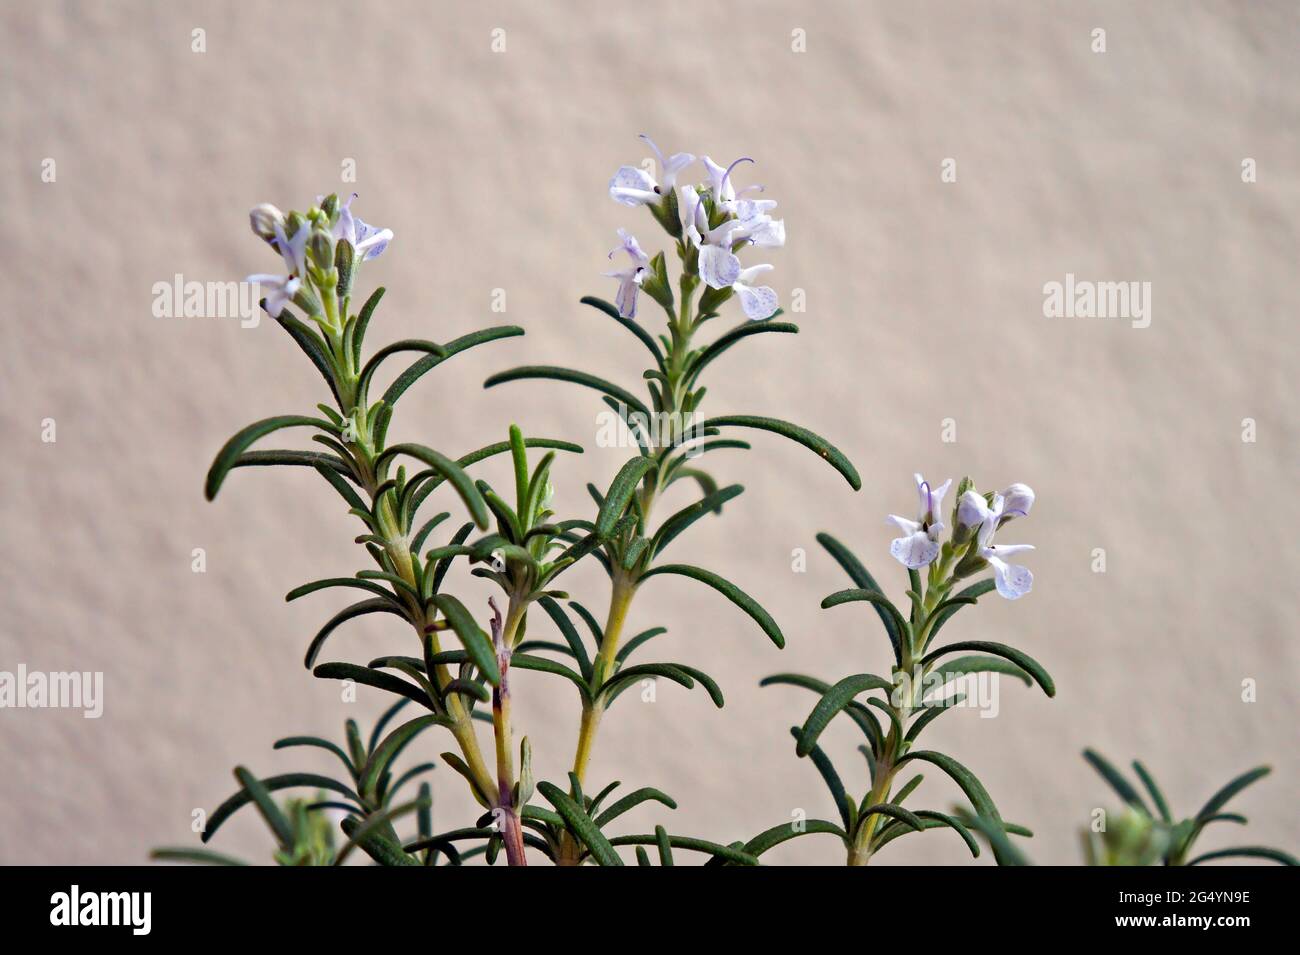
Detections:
[308, 228, 334, 271]
[249, 203, 285, 241]
[956, 489, 988, 530]
[319, 192, 339, 221]
[285, 210, 307, 237]
[335, 238, 355, 299]
[1000, 483, 1035, 520]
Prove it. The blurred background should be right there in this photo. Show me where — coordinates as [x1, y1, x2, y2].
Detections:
[1, 0, 1296, 864]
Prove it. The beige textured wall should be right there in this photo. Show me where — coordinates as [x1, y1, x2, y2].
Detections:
[1, 0, 1295, 865]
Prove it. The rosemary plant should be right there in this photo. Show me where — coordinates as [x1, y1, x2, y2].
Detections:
[1080, 751, 1296, 866]
[483, 134, 861, 863]
[154, 141, 1290, 869]
[170, 135, 860, 866]
[758, 476, 1053, 865]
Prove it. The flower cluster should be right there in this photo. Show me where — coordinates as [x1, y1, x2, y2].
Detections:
[606, 134, 785, 321]
[247, 193, 392, 322]
[887, 474, 1036, 599]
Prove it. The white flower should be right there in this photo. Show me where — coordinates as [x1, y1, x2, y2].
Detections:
[249, 203, 285, 241]
[273, 220, 309, 276]
[603, 229, 649, 319]
[958, 490, 1035, 599]
[246, 219, 308, 318]
[609, 134, 695, 207]
[887, 473, 952, 569]
[680, 161, 783, 320]
[700, 156, 785, 249]
[733, 264, 780, 321]
[332, 193, 392, 260]
[246, 274, 301, 318]
[1000, 483, 1035, 521]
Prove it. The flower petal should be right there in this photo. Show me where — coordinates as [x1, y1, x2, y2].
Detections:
[735, 280, 779, 320]
[891, 531, 941, 569]
[988, 556, 1033, 599]
[609, 165, 658, 206]
[698, 244, 741, 289]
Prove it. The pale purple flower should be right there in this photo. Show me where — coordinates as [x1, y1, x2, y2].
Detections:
[603, 229, 649, 319]
[733, 264, 780, 321]
[246, 273, 302, 318]
[333, 193, 392, 260]
[958, 490, 1035, 599]
[680, 161, 784, 320]
[887, 473, 952, 569]
[246, 218, 308, 317]
[609, 135, 695, 206]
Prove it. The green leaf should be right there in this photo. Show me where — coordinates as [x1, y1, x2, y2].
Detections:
[650, 484, 744, 557]
[596, 457, 657, 536]
[150, 847, 250, 866]
[921, 641, 1054, 697]
[606, 833, 759, 866]
[859, 803, 924, 833]
[273, 736, 355, 778]
[1188, 846, 1297, 866]
[924, 579, 995, 646]
[235, 769, 296, 852]
[333, 797, 429, 866]
[702, 414, 860, 490]
[285, 577, 402, 605]
[873, 811, 980, 858]
[788, 727, 852, 830]
[1082, 749, 1150, 816]
[616, 627, 668, 664]
[313, 461, 367, 510]
[382, 325, 524, 408]
[537, 781, 623, 866]
[511, 653, 593, 704]
[1196, 766, 1271, 821]
[485, 365, 651, 420]
[655, 826, 673, 866]
[272, 312, 340, 404]
[357, 339, 447, 399]
[368, 698, 413, 752]
[205, 415, 335, 500]
[641, 564, 784, 648]
[815, 533, 900, 661]
[924, 655, 1031, 689]
[350, 287, 385, 365]
[592, 788, 678, 828]
[761, 673, 882, 752]
[668, 664, 724, 708]
[579, 295, 664, 366]
[1132, 760, 1172, 823]
[312, 662, 434, 710]
[795, 673, 894, 757]
[378, 444, 490, 530]
[202, 772, 359, 843]
[359, 715, 450, 797]
[428, 594, 500, 685]
[897, 751, 1003, 822]
[303, 599, 407, 669]
[230, 449, 353, 484]
[686, 320, 798, 386]
[739, 820, 847, 859]
[821, 589, 910, 656]
[537, 596, 593, 680]
[431, 522, 474, 596]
